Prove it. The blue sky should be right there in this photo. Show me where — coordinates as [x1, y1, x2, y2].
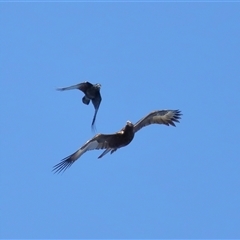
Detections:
[1, 2, 240, 239]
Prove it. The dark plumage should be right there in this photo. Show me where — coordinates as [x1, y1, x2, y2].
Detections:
[57, 82, 102, 129]
[53, 110, 182, 174]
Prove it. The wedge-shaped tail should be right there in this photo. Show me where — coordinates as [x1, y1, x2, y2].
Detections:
[53, 110, 182, 174]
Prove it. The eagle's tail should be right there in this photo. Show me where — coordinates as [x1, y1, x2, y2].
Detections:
[98, 148, 112, 159]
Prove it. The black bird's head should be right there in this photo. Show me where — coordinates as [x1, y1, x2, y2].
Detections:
[94, 83, 101, 90]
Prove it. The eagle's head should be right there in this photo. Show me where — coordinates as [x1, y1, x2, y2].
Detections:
[124, 121, 134, 138]
[95, 83, 101, 90]
[126, 120, 134, 127]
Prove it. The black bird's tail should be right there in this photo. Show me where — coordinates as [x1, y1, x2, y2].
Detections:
[82, 96, 90, 105]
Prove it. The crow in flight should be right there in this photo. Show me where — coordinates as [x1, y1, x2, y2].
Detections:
[57, 82, 102, 130]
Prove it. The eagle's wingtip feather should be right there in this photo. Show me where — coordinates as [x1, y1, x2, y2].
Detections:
[52, 156, 74, 174]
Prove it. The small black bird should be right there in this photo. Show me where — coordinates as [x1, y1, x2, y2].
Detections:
[53, 110, 182, 174]
[57, 82, 102, 130]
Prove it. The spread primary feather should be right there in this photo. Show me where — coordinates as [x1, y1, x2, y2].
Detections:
[53, 110, 182, 174]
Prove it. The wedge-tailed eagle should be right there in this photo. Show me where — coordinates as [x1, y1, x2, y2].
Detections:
[57, 82, 102, 129]
[53, 110, 182, 174]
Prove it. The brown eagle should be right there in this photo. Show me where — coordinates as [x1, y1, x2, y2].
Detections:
[57, 82, 102, 130]
[53, 110, 182, 174]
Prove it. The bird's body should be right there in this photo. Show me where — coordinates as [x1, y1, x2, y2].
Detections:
[53, 110, 182, 174]
[57, 82, 102, 129]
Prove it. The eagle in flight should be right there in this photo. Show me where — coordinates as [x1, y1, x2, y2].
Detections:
[57, 81, 102, 130]
[53, 110, 182, 174]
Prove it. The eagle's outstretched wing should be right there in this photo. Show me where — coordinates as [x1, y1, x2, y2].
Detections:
[103, 110, 182, 155]
[52, 133, 117, 174]
[56, 82, 93, 94]
[133, 110, 182, 133]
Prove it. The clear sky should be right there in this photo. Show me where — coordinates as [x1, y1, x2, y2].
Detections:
[1, 2, 240, 239]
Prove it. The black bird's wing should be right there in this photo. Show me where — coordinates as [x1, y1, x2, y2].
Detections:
[91, 91, 102, 128]
[52, 132, 119, 174]
[133, 110, 182, 133]
[56, 82, 93, 94]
